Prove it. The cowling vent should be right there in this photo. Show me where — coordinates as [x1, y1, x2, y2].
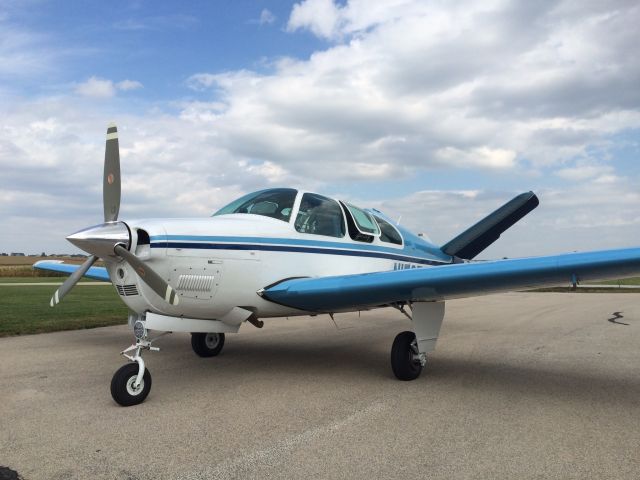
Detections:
[116, 284, 139, 296]
[177, 274, 215, 293]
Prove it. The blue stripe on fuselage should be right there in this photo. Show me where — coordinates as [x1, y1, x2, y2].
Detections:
[149, 235, 450, 266]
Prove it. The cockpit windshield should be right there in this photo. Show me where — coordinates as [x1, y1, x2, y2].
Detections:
[213, 188, 298, 222]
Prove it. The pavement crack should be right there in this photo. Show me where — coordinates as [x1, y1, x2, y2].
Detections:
[607, 311, 628, 326]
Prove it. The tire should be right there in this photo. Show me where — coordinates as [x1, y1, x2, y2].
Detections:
[391, 331, 423, 381]
[191, 332, 225, 357]
[110, 363, 152, 406]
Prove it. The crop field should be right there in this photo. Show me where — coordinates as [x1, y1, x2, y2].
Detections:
[0, 255, 102, 278]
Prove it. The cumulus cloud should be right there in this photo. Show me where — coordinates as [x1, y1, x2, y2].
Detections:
[116, 79, 143, 91]
[2, 0, 640, 255]
[287, 0, 344, 39]
[367, 178, 640, 258]
[435, 147, 517, 170]
[182, 0, 640, 183]
[75, 77, 143, 97]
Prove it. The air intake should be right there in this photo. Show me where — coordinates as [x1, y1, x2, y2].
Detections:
[116, 284, 139, 296]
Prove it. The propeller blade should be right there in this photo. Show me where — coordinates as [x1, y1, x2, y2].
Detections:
[103, 123, 121, 222]
[114, 244, 180, 305]
[49, 255, 98, 307]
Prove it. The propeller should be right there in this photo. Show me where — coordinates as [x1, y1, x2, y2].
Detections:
[49, 255, 97, 306]
[103, 123, 121, 222]
[50, 123, 179, 307]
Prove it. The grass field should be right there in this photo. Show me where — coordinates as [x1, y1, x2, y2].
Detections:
[0, 280, 127, 337]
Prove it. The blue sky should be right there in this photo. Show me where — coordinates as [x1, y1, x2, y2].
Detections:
[2, 0, 639, 257]
[7, 1, 324, 99]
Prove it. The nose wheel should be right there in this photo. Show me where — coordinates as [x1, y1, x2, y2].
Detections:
[111, 363, 152, 406]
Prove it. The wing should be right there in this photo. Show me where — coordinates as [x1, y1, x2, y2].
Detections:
[261, 247, 640, 312]
[33, 260, 111, 282]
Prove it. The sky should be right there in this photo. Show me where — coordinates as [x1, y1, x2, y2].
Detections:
[1, 0, 639, 258]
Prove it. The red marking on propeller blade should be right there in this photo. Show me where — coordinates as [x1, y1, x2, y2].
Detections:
[107, 173, 115, 185]
[137, 267, 145, 277]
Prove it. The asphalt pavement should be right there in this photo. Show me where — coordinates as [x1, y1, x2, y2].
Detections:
[1, 292, 640, 479]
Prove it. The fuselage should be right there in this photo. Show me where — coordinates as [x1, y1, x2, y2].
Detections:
[105, 189, 453, 320]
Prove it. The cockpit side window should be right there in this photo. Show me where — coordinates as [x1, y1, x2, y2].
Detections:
[295, 193, 345, 238]
[373, 215, 403, 245]
[213, 188, 297, 222]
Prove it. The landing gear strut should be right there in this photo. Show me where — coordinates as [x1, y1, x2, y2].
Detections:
[111, 320, 168, 407]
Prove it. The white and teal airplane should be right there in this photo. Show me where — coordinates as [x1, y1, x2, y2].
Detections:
[36, 124, 640, 406]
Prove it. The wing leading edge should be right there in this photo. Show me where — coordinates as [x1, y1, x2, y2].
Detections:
[261, 247, 640, 312]
[33, 260, 110, 282]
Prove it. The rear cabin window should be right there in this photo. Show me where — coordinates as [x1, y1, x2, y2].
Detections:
[213, 188, 297, 223]
[340, 201, 380, 243]
[374, 215, 403, 245]
[344, 203, 380, 235]
[295, 193, 345, 238]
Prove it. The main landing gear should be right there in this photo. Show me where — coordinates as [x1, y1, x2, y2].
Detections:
[390, 301, 445, 381]
[191, 332, 225, 357]
[391, 331, 425, 380]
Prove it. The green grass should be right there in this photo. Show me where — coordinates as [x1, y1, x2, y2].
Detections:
[0, 283, 128, 336]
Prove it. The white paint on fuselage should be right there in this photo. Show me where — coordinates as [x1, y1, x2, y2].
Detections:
[106, 192, 448, 322]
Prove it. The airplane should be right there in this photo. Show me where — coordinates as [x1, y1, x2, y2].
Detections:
[34, 123, 640, 407]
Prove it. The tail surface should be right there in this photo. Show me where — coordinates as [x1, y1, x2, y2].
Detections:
[441, 191, 539, 260]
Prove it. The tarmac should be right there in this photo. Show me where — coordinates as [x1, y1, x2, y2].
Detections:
[1, 292, 640, 480]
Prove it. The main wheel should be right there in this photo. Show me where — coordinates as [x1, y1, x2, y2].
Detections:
[191, 332, 225, 357]
[391, 331, 423, 381]
[110, 363, 152, 406]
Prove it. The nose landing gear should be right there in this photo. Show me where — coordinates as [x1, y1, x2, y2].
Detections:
[110, 322, 169, 407]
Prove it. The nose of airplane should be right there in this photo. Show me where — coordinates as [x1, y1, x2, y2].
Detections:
[66, 221, 131, 259]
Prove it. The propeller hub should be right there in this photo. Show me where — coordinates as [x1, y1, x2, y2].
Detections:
[66, 222, 130, 259]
